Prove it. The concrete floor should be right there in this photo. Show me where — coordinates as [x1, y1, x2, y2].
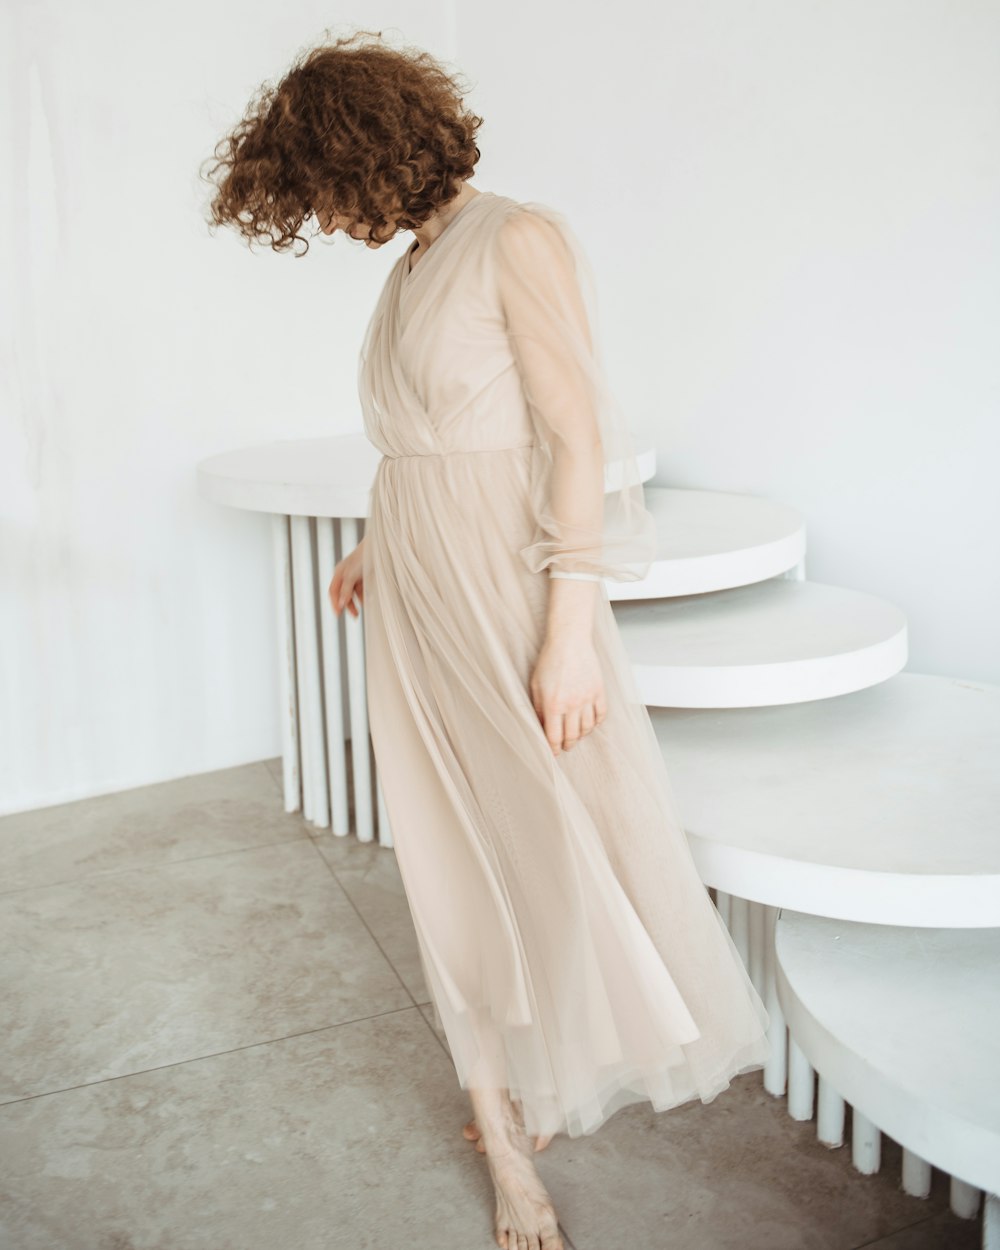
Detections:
[0, 758, 982, 1250]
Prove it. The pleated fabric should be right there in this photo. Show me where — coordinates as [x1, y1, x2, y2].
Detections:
[359, 190, 770, 1140]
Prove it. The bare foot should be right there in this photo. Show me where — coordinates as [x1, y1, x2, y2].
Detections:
[463, 1097, 555, 1154]
[484, 1133, 563, 1250]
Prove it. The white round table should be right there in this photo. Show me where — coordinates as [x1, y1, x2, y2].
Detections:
[775, 909, 1000, 1244]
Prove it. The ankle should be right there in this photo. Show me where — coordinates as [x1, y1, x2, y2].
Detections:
[477, 1109, 524, 1152]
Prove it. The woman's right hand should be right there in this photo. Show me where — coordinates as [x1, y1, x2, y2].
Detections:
[328, 537, 366, 618]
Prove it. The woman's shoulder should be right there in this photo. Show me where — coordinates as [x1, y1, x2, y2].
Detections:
[484, 195, 580, 269]
[480, 193, 574, 251]
[484, 191, 568, 224]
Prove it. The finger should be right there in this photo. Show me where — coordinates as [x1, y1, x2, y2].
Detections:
[579, 702, 596, 737]
[536, 694, 547, 724]
[545, 711, 564, 755]
[562, 708, 582, 751]
[530, 683, 545, 722]
[594, 689, 609, 725]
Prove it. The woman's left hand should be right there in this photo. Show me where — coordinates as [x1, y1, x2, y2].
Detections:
[529, 636, 608, 755]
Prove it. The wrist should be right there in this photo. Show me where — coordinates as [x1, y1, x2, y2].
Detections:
[544, 575, 599, 647]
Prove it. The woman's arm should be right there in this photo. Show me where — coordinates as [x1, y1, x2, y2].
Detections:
[496, 208, 610, 749]
[542, 429, 604, 647]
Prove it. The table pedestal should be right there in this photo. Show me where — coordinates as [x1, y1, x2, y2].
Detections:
[271, 513, 389, 846]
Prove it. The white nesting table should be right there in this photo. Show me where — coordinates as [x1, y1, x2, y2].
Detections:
[650, 672, 1000, 929]
[775, 909, 1000, 1244]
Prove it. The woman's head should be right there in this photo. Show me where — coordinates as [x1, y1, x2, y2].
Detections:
[202, 29, 483, 257]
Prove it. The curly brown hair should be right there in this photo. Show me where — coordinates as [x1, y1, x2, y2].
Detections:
[201, 28, 484, 258]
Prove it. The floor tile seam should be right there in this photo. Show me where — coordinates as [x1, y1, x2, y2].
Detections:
[0, 833, 316, 899]
[0, 1002, 431, 1110]
[306, 834, 424, 1009]
[850, 1207, 983, 1248]
[262, 757, 286, 800]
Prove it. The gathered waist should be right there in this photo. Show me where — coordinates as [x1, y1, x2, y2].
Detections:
[378, 442, 536, 462]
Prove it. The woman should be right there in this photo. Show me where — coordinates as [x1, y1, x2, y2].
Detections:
[205, 30, 770, 1250]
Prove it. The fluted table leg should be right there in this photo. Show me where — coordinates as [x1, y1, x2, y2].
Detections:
[817, 1077, 845, 1147]
[317, 518, 350, 836]
[290, 515, 329, 829]
[340, 517, 374, 843]
[984, 1192, 998, 1249]
[851, 1108, 880, 1174]
[901, 1149, 931, 1198]
[787, 1035, 815, 1122]
[761, 904, 788, 1098]
[951, 1178, 981, 1220]
[270, 514, 300, 813]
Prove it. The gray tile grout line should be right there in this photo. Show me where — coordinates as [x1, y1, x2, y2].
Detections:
[558, 1225, 578, 1250]
[305, 831, 425, 1010]
[0, 760, 283, 828]
[0, 757, 300, 901]
[0, 831, 315, 899]
[0, 1000, 429, 1109]
[850, 1209, 982, 1249]
[1, 802, 432, 1110]
[262, 756, 285, 798]
[303, 829, 432, 1017]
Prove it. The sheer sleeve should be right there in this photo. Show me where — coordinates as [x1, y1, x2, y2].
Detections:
[495, 202, 657, 584]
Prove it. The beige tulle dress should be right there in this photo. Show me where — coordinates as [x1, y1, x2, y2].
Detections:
[359, 190, 770, 1140]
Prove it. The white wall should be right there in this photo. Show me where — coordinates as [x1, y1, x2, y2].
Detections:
[1, 5, 456, 814]
[3, 1, 997, 815]
[462, 0, 1000, 670]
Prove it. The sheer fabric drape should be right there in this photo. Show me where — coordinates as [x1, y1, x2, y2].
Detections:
[494, 203, 658, 584]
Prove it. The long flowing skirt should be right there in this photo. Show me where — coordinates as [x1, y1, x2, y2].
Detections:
[362, 445, 770, 1140]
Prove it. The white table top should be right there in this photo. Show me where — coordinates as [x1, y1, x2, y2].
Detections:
[609, 486, 806, 602]
[197, 434, 382, 519]
[615, 578, 908, 707]
[775, 908, 1000, 1195]
[651, 671, 1000, 926]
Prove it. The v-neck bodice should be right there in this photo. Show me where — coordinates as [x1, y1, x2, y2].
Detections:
[359, 190, 533, 461]
[402, 190, 497, 283]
